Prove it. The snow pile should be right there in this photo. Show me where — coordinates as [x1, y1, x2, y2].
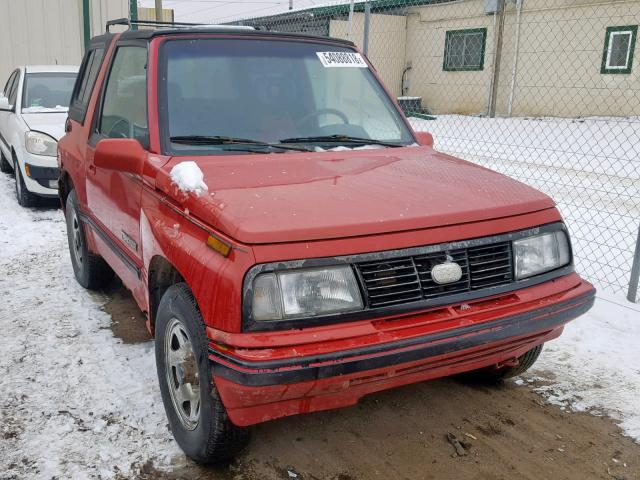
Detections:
[531, 292, 640, 440]
[170, 161, 208, 195]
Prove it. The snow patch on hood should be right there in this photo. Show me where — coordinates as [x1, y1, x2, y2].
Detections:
[22, 106, 68, 113]
[170, 161, 208, 195]
[314, 144, 385, 152]
[313, 143, 419, 152]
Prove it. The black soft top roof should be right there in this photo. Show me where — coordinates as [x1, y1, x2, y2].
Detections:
[89, 22, 354, 47]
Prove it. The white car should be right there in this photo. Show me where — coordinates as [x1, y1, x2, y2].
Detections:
[0, 65, 79, 206]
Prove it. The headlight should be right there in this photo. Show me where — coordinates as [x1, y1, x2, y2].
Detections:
[514, 230, 570, 280]
[252, 266, 363, 321]
[25, 131, 57, 156]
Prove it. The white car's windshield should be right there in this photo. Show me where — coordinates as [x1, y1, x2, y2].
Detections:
[22, 73, 77, 112]
[160, 38, 414, 153]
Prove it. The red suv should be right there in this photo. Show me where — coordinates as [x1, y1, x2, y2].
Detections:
[58, 22, 595, 463]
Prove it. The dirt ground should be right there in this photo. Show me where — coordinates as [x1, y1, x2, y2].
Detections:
[104, 283, 640, 480]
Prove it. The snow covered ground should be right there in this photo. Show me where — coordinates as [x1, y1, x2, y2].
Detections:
[0, 138, 638, 478]
[0, 175, 181, 478]
[531, 291, 640, 440]
[410, 115, 640, 300]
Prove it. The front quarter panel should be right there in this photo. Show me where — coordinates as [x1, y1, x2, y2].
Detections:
[140, 187, 256, 333]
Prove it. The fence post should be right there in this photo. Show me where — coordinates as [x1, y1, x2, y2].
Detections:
[347, 0, 355, 39]
[627, 224, 640, 302]
[363, 2, 371, 55]
[129, 0, 138, 30]
[487, 0, 506, 118]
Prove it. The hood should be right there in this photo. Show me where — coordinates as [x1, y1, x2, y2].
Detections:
[21, 112, 68, 141]
[157, 146, 555, 244]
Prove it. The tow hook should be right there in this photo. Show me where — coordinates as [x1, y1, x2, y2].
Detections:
[496, 358, 519, 369]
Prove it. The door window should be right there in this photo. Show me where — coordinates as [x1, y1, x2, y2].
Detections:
[3, 70, 17, 97]
[6, 70, 20, 106]
[97, 46, 148, 146]
[69, 48, 105, 122]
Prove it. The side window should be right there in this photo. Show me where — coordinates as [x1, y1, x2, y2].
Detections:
[69, 48, 105, 122]
[8, 71, 20, 106]
[2, 71, 17, 97]
[97, 46, 148, 145]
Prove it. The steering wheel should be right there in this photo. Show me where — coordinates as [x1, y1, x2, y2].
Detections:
[299, 108, 349, 129]
[106, 117, 131, 139]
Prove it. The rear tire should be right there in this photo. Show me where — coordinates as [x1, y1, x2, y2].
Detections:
[65, 189, 114, 289]
[14, 157, 40, 207]
[0, 151, 11, 174]
[458, 344, 543, 384]
[155, 283, 250, 464]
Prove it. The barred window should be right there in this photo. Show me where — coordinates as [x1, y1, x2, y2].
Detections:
[601, 25, 637, 74]
[443, 28, 487, 71]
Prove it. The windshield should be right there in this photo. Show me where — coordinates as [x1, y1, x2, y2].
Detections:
[22, 73, 77, 112]
[160, 38, 414, 154]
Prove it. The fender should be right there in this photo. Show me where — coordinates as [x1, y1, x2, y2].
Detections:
[140, 184, 256, 333]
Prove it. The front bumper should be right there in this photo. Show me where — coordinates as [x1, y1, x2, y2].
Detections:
[210, 274, 595, 426]
[16, 147, 59, 197]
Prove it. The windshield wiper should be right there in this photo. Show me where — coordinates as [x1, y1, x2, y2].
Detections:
[279, 134, 404, 148]
[170, 135, 312, 152]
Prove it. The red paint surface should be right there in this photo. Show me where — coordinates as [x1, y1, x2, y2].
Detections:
[214, 277, 593, 426]
[58, 31, 594, 426]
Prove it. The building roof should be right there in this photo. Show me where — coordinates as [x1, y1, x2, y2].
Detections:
[233, 0, 446, 24]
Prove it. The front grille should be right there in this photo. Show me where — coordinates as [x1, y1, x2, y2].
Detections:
[357, 242, 513, 308]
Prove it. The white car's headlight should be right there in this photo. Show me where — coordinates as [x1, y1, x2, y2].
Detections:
[252, 266, 363, 321]
[514, 230, 571, 280]
[25, 131, 57, 157]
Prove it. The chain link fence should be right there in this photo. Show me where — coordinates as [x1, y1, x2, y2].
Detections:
[229, 0, 640, 302]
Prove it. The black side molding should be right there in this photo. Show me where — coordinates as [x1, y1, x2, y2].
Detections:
[77, 211, 141, 279]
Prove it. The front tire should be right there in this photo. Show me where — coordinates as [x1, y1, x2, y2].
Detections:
[14, 157, 39, 207]
[458, 344, 543, 384]
[155, 283, 249, 464]
[65, 189, 114, 289]
[0, 151, 12, 174]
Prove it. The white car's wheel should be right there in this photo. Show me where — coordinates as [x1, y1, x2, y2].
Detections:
[14, 155, 39, 207]
[0, 151, 12, 174]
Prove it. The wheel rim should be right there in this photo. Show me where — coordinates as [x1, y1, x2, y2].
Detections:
[70, 209, 84, 266]
[164, 318, 201, 431]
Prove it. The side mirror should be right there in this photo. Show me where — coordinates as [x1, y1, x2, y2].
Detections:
[0, 96, 13, 112]
[414, 131, 433, 147]
[94, 138, 145, 175]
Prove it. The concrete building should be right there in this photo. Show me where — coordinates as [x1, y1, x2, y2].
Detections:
[137, 6, 175, 23]
[0, 0, 130, 86]
[241, 0, 639, 118]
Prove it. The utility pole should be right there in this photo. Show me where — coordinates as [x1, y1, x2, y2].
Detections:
[155, 0, 163, 22]
[289, 0, 293, 10]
